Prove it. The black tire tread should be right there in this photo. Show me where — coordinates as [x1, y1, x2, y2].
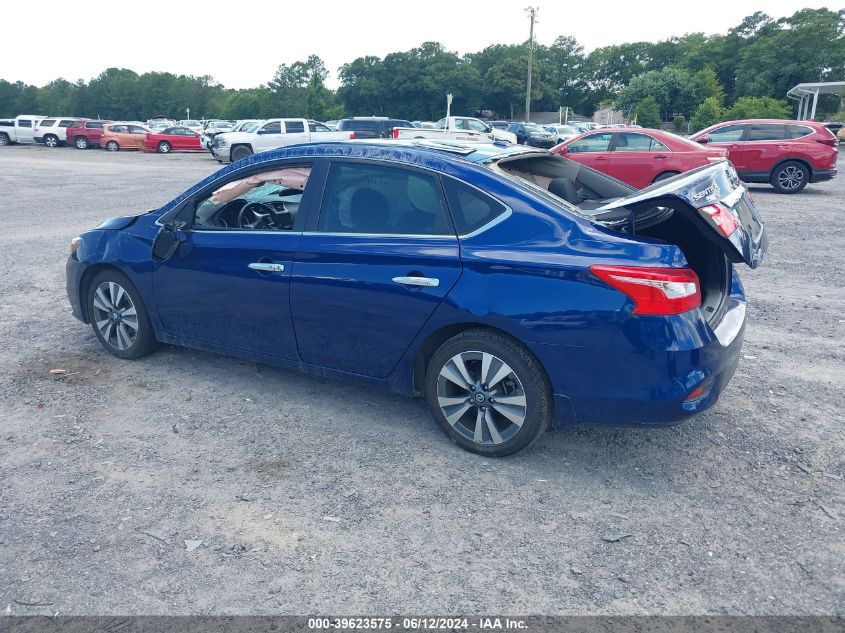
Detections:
[87, 269, 158, 360]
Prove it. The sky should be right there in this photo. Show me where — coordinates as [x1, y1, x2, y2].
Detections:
[1, 0, 840, 89]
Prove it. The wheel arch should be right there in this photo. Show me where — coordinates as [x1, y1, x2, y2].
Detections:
[411, 322, 553, 398]
[229, 143, 253, 159]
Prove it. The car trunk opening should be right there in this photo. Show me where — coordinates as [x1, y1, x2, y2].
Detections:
[490, 154, 768, 326]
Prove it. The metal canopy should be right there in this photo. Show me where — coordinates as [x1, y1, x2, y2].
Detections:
[787, 81, 845, 120]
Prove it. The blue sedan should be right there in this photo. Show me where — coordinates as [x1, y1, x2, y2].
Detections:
[66, 141, 767, 456]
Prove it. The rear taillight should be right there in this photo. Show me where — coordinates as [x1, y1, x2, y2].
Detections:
[392, 127, 399, 139]
[590, 265, 701, 316]
[699, 202, 739, 237]
[816, 137, 837, 147]
[349, 132, 355, 140]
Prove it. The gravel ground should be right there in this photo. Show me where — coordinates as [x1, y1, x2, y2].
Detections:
[0, 145, 842, 616]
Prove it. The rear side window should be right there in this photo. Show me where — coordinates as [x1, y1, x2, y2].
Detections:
[788, 125, 813, 139]
[568, 132, 613, 153]
[340, 120, 375, 132]
[285, 120, 305, 133]
[38, 119, 56, 127]
[614, 132, 669, 152]
[747, 124, 788, 141]
[443, 178, 507, 235]
[317, 162, 451, 235]
[85, 121, 104, 129]
[706, 125, 745, 142]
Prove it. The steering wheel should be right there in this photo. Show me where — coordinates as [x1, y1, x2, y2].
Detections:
[237, 202, 278, 230]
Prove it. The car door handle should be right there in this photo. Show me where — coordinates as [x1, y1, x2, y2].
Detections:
[392, 276, 439, 287]
[248, 262, 285, 273]
[654, 154, 668, 159]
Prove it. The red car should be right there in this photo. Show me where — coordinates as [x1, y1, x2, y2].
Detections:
[690, 119, 838, 193]
[551, 128, 726, 189]
[143, 126, 204, 154]
[66, 119, 111, 149]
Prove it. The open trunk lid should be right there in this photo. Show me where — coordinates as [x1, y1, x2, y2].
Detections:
[591, 162, 768, 269]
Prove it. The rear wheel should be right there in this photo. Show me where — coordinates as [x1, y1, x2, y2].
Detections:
[44, 134, 59, 148]
[87, 270, 157, 360]
[75, 136, 89, 149]
[106, 140, 119, 152]
[771, 161, 808, 194]
[653, 171, 679, 183]
[230, 145, 253, 162]
[426, 329, 552, 456]
[157, 141, 171, 154]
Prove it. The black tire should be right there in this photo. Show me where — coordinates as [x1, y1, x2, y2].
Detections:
[653, 171, 679, 183]
[44, 134, 59, 148]
[0, 133, 10, 146]
[75, 136, 89, 149]
[157, 141, 171, 154]
[106, 140, 119, 152]
[771, 160, 809, 194]
[87, 270, 157, 360]
[425, 329, 553, 456]
[230, 145, 253, 162]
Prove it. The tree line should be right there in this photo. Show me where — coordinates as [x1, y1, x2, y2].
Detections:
[1, 8, 842, 131]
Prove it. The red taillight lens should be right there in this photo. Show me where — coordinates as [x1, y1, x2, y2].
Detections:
[590, 265, 701, 316]
[349, 131, 355, 140]
[699, 202, 739, 237]
[392, 127, 399, 139]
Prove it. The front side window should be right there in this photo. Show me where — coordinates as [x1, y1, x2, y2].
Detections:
[285, 121, 305, 134]
[18, 119, 32, 128]
[747, 124, 788, 141]
[706, 125, 745, 143]
[59, 119, 75, 128]
[317, 162, 451, 235]
[467, 119, 488, 132]
[260, 122, 282, 134]
[614, 132, 669, 152]
[194, 165, 311, 231]
[567, 132, 613, 153]
[442, 178, 507, 235]
[128, 125, 148, 134]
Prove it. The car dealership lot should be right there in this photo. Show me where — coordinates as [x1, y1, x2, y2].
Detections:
[0, 146, 842, 614]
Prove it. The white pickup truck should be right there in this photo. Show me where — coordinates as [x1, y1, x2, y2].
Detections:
[0, 114, 48, 145]
[393, 116, 517, 144]
[210, 118, 353, 163]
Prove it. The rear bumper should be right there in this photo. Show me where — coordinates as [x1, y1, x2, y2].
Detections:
[811, 168, 836, 183]
[542, 271, 748, 428]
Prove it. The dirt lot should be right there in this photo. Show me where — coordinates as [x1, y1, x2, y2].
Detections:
[0, 145, 842, 616]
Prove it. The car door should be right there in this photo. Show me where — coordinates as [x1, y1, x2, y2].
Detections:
[16, 118, 36, 142]
[607, 132, 671, 188]
[254, 120, 282, 151]
[151, 160, 317, 360]
[283, 120, 310, 145]
[127, 125, 148, 149]
[737, 123, 791, 176]
[562, 132, 614, 172]
[290, 159, 462, 378]
[699, 124, 748, 171]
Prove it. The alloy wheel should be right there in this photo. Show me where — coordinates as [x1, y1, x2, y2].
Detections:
[107, 141, 118, 151]
[777, 165, 803, 191]
[45, 136, 57, 147]
[0, 135, 8, 146]
[76, 137, 88, 149]
[92, 281, 139, 351]
[436, 350, 527, 446]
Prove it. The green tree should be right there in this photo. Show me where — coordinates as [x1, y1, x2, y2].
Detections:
[724, 96, 791, 120]
[615, 67, 697, 120]
[633, 96, 661, 128]
[690, 96, 725, 131]
[483, 56, 540, 119]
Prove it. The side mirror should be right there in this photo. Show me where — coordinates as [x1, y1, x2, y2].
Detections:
[696, 136, 709, 144]
[152, 221, 185, 262]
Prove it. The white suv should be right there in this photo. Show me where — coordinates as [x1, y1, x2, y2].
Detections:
[33, 117, 80, 147]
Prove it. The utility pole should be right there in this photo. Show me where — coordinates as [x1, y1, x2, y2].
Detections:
[524, 6, 538, 122]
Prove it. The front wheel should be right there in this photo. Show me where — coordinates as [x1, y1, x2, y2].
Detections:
[0, 133, 9, 146]
[426, 329, 552, 456]
[106, 140, 119, 152]
[157, 141, 171, 154]
[230, 145, 253, 162]
[87, 270, 157, 359]
[771, 161, 809, 194]
[75, 136, 89, 149]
